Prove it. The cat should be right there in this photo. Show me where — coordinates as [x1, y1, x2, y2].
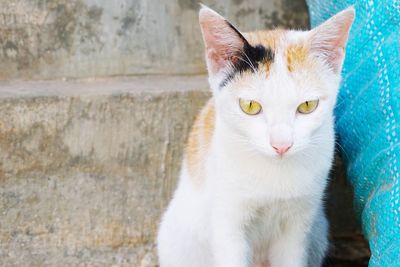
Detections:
[157, 5, 354, 267]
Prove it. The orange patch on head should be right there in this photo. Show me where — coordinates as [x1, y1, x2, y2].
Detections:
[286, 44, 309, 72]
[185, 99, 215, 181]
[245, 29, 285, 51]
[263, 61, 272, 75]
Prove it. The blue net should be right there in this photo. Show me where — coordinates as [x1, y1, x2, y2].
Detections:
[306, 0, 400, 266]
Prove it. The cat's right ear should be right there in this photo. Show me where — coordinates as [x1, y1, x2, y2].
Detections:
[199, 5, 246, 76]
[309, 7, 355, 74]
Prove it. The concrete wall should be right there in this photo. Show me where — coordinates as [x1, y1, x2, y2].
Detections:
[0, 0, 309, 80]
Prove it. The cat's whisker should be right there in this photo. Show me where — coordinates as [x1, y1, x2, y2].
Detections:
[239, 50, 258, 72]
[231, 54, 257, 73]
[334, 140, 350, 161]
[228, 46, 258, 72]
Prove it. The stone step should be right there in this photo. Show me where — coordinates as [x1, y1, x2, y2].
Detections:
[0, 75, 368, 266]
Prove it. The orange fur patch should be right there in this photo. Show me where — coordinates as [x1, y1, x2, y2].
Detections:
[286, 44, 309, 72]
[245, 29, 286, 51]
[203, 100, 215, 144]
[185, 99, 215, 181]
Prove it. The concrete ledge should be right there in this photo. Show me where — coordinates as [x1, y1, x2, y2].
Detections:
[0, 75, 209, 97]
[0, 75, 368, 266]
[0, 75, 210, 266]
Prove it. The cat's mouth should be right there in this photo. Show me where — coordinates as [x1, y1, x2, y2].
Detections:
[251, 144, 296, 159]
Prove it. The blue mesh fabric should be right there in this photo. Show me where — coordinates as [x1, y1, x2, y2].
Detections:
[306, 0, 400, 266]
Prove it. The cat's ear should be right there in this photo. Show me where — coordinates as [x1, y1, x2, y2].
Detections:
[199, 5, 247, 75]
[309, 7, 355, 73]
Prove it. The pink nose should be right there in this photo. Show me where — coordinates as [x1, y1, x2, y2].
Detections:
[271, 144, 292, 156]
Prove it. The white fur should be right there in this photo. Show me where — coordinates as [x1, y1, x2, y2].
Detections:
[158, 6, 354, 267]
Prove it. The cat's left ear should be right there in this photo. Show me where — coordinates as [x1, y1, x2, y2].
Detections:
[309, 7, 355, 73]
[198, 5, 247, 75]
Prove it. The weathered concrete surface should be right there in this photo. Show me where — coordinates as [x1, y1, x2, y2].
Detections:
[0, 75, 369, 266]
[0, 0, 309, 80]
[0, 75, 210, 266]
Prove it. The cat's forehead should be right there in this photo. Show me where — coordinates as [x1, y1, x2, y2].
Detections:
[244, 30, 286, 51]
[244, 30, 312, 75]
[228, 30, 325, 98]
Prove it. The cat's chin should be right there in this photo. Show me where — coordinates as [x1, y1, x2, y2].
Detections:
[253, 147, 295, 160]
[254, 145, 306, 161]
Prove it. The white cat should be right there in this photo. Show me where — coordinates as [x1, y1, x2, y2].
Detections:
[157, 5, 354, 267]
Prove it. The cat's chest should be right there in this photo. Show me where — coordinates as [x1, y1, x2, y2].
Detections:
[245, 199, 310, 252]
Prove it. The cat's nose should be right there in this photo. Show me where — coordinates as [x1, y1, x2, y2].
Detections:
[269, 123, 293, 156]
[271, 143, 292, 156]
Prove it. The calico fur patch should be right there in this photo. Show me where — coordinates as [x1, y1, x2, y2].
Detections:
[219, 22, 274, 88]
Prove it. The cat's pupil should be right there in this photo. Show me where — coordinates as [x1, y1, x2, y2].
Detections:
[249, 101, 253, 108]
[306, 101, 309, 106]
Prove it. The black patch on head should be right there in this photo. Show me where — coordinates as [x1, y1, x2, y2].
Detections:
[219, 22, 274, 89]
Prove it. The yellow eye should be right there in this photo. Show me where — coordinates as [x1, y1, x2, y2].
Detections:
[297, 100, 319, 114]
[239, 99, 262, 115]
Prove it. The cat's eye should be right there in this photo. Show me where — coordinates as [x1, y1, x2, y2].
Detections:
[297, 100, 319, 114]
[239, 99, 262, 115]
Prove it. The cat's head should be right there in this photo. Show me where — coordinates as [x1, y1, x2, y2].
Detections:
[199, 5, 354, 158]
